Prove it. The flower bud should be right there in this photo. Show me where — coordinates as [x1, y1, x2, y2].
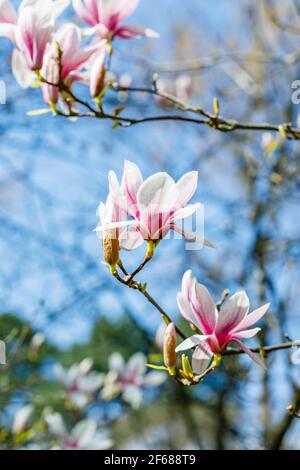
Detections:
[90, 51, 106, 98]
[102, 228, 119, 267]
[163, 323, 177, 375]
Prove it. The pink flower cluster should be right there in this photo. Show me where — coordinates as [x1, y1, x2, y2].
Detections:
[176, 270, 271, 371]
[96, 160, 208, 252]
[0, 0, 158, 102]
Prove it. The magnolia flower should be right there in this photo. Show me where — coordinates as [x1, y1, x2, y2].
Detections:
[0, 1, 70, 87]
[73, 0, 158, 40]
[0, 0, 70, 41]
[45, 413, 112, 450]
[53, 358, 104, 408]
[102, 352, 166, 409]
[15, 6, 53, 71]
[96, 160, 210, 250]
[176, 270, 271, 372]
[97, 193, 146, 260]
[44, 23, 99, 82]
[12, 405, 34, 435]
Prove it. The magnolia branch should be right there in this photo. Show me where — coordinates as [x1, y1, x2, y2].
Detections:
[111, 257, 300, 361]
[40, 77, 300, 140]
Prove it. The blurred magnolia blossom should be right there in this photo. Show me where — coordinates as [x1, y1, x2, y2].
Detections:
[155, 323, 167, 352]
[96, 160, 211, 254]
[12, 404, 34, 435]
[45, 413, 112, 450]
[29, 332, 45, 353]
[73, 0, 158, 40]
[156, 75, 193, 105]
[53, 358, 104, 408]
[291, 347, 300, 366]
[102, 352, 166, 409]
[176, 270, 271, 373]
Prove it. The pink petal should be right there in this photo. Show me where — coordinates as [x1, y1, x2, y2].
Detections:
[191, 282, 217, 334]
[215, 291, 249, 345]
[0, 0, 17, 24]
[73, 0, 98, 26]
[108, 170, 130, 213]
[121, 160, 143, 212]
[192, 343, 213, 375]
[172, 225, 214, 248]
[102, 0, 140, 28]
[11, 49, 35, 88]
[177, 292, 194, 325]
[232, 328, 261, 339]
[114, 24, 159, 39]
[119, 227, 144, 251]
[181, 270, 194, 301]
[235, 303, 270, 332]
[231, 339, 266, 369]
[172, 203, 201, 222]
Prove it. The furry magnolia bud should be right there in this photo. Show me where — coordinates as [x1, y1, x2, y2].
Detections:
[163, 323, 177, 375]
[102, 228, 119, 267]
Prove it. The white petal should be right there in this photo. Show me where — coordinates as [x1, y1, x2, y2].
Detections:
[216, 291, 250, 339]
[126, 352, 146, 379]
[45, 413, 67, 437]
[143, 371, 166, 387]
[123, 385, 143, 409]
[137, 172, 177, 209]
[72, 419, 96, 447]
[177, 291, 194, 324]
[192, 343, 213, 375]
[11, 49, 35, 88]
[109, 352, 124, 373]
[175, 171, 198, 207]
[175, 334, 209, 352]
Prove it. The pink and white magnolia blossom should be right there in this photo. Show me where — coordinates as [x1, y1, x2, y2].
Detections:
[0, 1, 70, 87]
[44, 23, 100, 82]
[97, 193, 147, 252]
[45, 413, 112, 450]
[72, 0, 158, 40]
[102, 352, 165, 409]
[53, 358, 104, 408]
[96, 160, 209, 250]
[12, 405, 34, 435]
[176, 270, 271, 372]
